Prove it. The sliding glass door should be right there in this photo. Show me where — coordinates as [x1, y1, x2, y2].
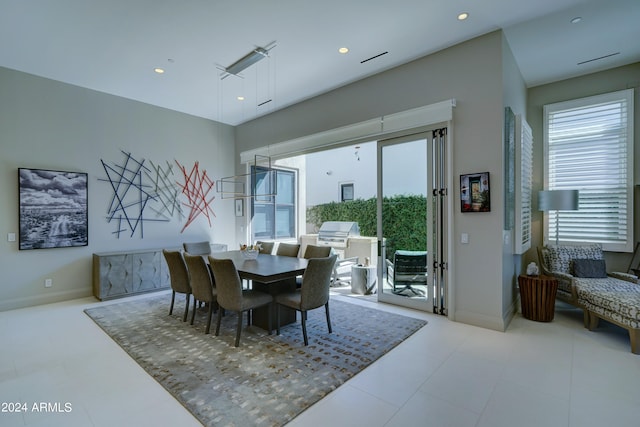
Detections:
[377, 130, 448, 313]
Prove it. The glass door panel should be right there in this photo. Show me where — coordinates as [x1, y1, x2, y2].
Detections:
[377, 135, 433, 311]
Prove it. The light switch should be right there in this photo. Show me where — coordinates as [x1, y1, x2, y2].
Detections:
[8, 233, 16, 242]
[461, 233, 469, 244]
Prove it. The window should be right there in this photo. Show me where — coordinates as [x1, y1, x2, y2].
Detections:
[341, 183, 354, 202]
[543, 89, 634, 252]
[251, 166, 296, 240]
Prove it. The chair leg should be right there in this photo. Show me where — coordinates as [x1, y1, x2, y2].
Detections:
[301, 311, 308, 346]
[205, 303, 214, 334]
[183, 294, 190, 322]
[215, 308, 223, 336]
[276, 304, 281, 335]
[235, 311, 243, 347]
[169, 291, 176, 315]
[190, 298, 197, 325]
[325, 302, 332, 334]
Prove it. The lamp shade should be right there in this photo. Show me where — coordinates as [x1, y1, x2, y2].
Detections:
[538, 190, 579, 211]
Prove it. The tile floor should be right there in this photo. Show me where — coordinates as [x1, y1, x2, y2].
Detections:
[1, 291, 639, 427]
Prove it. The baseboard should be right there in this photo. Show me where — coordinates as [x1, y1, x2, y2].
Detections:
[0, 289, 93, 312]
[454, 309, 510, 332]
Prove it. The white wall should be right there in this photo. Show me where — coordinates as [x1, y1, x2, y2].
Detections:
[527, 62, 640, 272]
[0, 67, 236, 310]
[236, 31, 513, 331]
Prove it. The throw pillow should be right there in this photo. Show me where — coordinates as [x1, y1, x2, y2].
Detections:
[572, 258, 607, 278]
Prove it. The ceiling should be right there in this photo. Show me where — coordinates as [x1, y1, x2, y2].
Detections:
[1, 0, 638, 126]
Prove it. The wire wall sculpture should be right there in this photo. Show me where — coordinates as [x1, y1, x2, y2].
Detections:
[175, 160, 216, 233]
[146, 160, 184, 221]
[99, 151, 166, 238]
[99, 152, 216, 238]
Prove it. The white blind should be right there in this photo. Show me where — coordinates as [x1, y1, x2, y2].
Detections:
[543, 89, 634, 252]
[515, 114, 533, 254]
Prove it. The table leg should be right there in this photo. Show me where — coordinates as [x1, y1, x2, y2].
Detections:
[251, 278, 297, 330]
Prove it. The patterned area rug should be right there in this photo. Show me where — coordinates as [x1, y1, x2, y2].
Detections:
[84, 294, 427, 426]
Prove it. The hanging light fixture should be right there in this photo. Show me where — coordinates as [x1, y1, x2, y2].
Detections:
[225, 47, 268, 76]
[217, 155, 277, 199]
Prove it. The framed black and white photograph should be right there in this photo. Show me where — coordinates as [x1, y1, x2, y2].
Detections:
[235, 198, 244, 217]
[19, 168, 88, 250]
[460, 172, 490, 212]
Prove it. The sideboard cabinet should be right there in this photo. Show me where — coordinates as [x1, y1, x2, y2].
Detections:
[93, 248, 171, 300]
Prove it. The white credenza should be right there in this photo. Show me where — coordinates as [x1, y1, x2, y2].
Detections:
[93, 248, 172, 301]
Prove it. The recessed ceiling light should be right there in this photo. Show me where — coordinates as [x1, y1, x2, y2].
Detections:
[154, 68, 165, 74]
[570, 16, 582, 24]
[338, 47, 349, 54]
[457, 12, 469, 21]
[237, 96, 245, 101]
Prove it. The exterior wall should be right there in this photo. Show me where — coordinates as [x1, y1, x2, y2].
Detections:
[0, 67, 236, 311]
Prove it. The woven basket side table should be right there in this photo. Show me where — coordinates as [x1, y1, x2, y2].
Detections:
[518, 274, 558, 322]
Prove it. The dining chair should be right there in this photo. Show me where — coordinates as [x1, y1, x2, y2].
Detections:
[184, 253, 218, 334]
[182, 241, 211, 256]
[302, 244, 332, 258]
[275, 254, 337, 345]
[208, 257, 274, 347]
[276, 242, 301, 257]
[162, 249, 192, 322]
[256, 241, 275, 254]
[297, 244, 333, 287]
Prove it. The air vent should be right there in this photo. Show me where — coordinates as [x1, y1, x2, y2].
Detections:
[361, 51, 388, 64]
[257, 99, 272, 107]
[577, 52, 620, 65]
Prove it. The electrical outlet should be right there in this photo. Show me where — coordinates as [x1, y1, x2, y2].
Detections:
[461, 233, 469, 244]
[44, 278, 52, 288]
[8, 233, 16, 242]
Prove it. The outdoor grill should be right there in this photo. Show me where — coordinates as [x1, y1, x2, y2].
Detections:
[317, 221, 360, 249]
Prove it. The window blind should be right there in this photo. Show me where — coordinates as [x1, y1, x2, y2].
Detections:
[543, 89, 634, 252]
[515, 114, 533, 254]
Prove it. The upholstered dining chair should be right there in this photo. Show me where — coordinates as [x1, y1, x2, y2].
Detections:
[296, 245, 333, 287]
[256, 241, 275, 254]
[276, 242, 301, 257]
[183, 241, 211, 256]
[208, 257, 274, 347]
[184, 253, 218, 334]
[275, 254, 337, 346]
[162, 249, 192, 322]
[302, 244, 332, 259]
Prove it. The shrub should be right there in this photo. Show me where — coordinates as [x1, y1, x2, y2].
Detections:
[306, 195, 427, 260]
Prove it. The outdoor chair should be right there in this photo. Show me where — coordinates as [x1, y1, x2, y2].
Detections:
[387, 250, 427, 296]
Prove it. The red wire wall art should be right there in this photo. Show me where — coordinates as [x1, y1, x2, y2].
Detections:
[175, 160, 216, 233]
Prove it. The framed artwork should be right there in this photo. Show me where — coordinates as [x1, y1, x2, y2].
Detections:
[460, 172, 490, 212]
[19, 168, 88, 250]
[235, 198, 244, 217]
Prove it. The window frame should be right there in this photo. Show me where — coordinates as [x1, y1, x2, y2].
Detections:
[543, 88, 634, 252]
[250, 166, 297, 241]
[341, 182, 354, 202]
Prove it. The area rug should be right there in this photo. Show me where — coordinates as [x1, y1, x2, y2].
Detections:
[84, 294, 427, 426]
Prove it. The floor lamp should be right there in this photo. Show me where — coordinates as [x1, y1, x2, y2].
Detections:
[538, 190, 579, 245]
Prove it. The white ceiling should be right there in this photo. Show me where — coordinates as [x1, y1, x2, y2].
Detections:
[1, 0, 638, 126]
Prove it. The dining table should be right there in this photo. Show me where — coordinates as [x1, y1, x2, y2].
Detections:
[209, 250, 308, 330]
